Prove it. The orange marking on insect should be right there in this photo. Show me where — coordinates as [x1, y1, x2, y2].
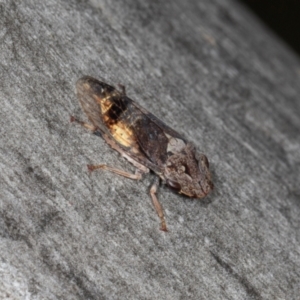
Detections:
[94, 96, 113, 114]
[109, 121, 135, 148]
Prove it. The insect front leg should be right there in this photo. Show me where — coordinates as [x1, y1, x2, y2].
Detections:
[150, 177, 168, 232]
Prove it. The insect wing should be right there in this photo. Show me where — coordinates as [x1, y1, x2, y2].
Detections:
[130, 103, 185, 167]
[76, 77, 164, 173]
[76, 77, 117, 136]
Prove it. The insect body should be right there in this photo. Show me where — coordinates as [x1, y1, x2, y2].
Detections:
[72, 76, 213, 231]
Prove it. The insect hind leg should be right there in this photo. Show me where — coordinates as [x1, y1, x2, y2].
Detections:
[87, 164, 144, 180]
[93, 130, 102, 137]
[70, 116, 98, 132]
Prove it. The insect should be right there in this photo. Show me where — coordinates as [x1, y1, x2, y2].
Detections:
[71, 76, 213, 231]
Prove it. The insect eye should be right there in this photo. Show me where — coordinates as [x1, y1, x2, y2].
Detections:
[166, 180, 181, 192]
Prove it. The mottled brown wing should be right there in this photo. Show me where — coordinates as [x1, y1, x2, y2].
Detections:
[76, 76, 186, 173]
[130, 99, 185, 141]
[76, 77, 164, 173]
[76, 78, 117, 136]
[128, 98, 186, 165]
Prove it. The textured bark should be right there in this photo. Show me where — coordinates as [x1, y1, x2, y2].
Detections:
[0, 0, 299, 299]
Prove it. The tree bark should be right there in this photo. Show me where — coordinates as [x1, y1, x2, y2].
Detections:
[0, 0, 299, 299]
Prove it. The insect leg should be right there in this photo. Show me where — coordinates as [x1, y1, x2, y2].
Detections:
[117, 84, 126, 95]
[70, 116, 97, 132]
[86, 132, 150, 180]
[150, 177, 168, 232]
[87, 164, 144, 180]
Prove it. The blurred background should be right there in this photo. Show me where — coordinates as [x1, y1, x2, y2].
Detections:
[239, 0, 300, 55]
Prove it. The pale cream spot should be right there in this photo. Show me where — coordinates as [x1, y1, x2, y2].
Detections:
[178, 165, 185, 173]
[167, 137, 186, 153]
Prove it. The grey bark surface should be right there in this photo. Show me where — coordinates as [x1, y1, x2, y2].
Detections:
[1, 0, 300, 299]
